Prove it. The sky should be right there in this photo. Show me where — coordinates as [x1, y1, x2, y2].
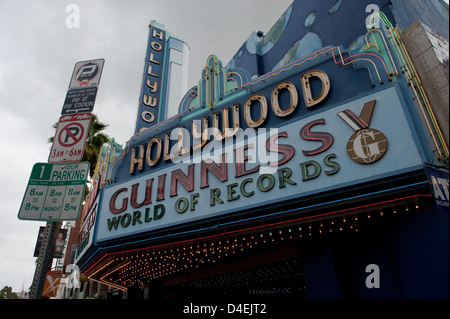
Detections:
[0, 0, 294, 293]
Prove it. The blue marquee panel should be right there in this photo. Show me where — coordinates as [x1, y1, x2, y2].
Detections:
[96, 85, 423, 243]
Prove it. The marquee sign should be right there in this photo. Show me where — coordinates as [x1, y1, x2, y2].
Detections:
[74, 195, 99, 264]
[90, 7, 438, 245]
[95, 78, 423, 242]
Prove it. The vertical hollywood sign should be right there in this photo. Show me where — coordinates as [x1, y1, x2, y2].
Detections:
[135, 24, 166, 133]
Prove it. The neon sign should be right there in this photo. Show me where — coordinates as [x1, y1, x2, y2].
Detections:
[129, 69, 331, 174]
[135, 24, 166, 133]
[96, 82, 425, 242]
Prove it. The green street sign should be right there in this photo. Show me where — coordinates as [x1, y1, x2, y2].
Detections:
[18, 162, 90, 221]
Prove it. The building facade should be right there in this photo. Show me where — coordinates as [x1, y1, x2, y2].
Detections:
[66, 0, 448, 303]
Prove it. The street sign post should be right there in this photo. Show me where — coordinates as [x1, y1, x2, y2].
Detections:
[18, 162, 90, 221]
[48, 113, 91, 163]
[25, 58, 104, 299]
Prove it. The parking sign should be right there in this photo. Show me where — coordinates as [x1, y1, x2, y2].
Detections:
[68, 59, 104, 90]
[18, 162, 89, 221]
[48, 113, 91, 163]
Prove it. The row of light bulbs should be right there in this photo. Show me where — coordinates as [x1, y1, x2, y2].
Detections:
[99, 202, 419, 289]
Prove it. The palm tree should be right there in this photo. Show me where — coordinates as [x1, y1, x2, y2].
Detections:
[48, 113, 110, 178]
[82, 114, 110, 177]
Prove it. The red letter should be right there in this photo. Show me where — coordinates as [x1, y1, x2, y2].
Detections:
[130, 179, 153, 208]
[157, 174, 166, 201]
[300, 118, 333, 156]
[235, 144, 260, 178]
[266, 131, 295, 167]
[109, 188, 128, 214]
[200, 154, 228, 188]
[170, 164, 195, 197]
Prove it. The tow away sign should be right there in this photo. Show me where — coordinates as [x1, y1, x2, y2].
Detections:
[18, 162, 89, 221]
[48, 113, 91, 163]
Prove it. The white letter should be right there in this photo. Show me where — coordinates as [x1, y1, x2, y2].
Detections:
[202, 127, 224, 164]
[66, 264, 81, 289]
[258, 128, 279, 174]
[432, 176, 449, 201]
[365, 4, 380, 29]
[170, 127, 191, 164]
[65, 4, 80, 29]
[365, 264, 380, 289]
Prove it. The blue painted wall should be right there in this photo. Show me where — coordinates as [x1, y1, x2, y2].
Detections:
[228, 0, 448, 79]
[227, 0, 396, 79]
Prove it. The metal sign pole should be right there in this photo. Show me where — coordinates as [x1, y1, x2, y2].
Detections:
[29, 221, 61, 299]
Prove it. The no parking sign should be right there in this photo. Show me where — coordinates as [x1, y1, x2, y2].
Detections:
[48, 113, 91, 163]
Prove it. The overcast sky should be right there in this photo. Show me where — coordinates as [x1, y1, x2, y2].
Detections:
[0, 0, 294, 293]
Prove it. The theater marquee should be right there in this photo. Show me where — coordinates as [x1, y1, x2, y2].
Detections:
[95, 77, 423, 242]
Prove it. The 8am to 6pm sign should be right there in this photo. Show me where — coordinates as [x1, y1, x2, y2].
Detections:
[18, 162, 89, 221]
[48, 113, 91, 163]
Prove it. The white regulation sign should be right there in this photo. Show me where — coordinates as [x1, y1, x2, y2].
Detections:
[49, 113, 91, 163]
[18, 162, 90, 221]
[68, 59, 105, 89]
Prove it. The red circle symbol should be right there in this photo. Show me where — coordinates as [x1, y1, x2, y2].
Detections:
[57, 122, 85, 147]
